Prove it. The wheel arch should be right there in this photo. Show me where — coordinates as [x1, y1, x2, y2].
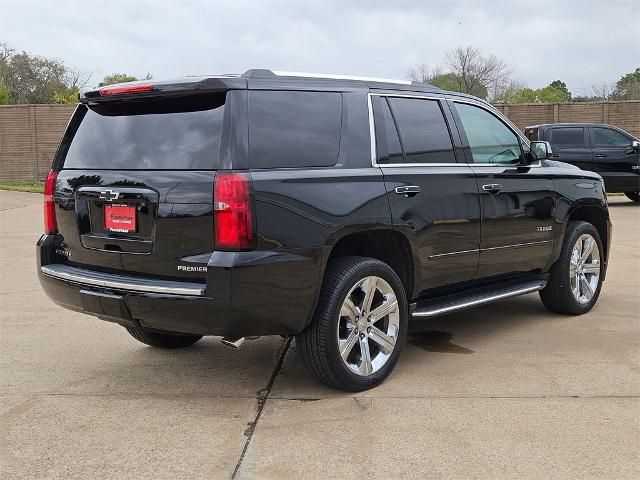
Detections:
[325, 229, 418, 301]
[552, 203, 611, 280]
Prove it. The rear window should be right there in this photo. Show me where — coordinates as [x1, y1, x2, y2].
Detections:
[63, 95, 226, 170]
[525, 128, 538, 141]
[249, 91, 342, 168]
[550, 127, 585, 148]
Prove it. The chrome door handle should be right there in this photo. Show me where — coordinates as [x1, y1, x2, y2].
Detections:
[394, 185, 421, 197]
[482, 183, 503, 194]
[594, 154, 607, 158]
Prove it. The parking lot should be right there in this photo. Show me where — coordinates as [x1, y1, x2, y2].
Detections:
[0, 189, 638, 479]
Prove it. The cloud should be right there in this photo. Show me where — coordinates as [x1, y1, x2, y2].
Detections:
[1, 0, 638, 93]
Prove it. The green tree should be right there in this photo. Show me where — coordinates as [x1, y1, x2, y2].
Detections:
[428, 72, 460, 91]
[497, 81, 572, 104]
[53, 87, 79, 104]
[549, 80, 571, 101]
[98, 73, 138, 86]
[613, 67, 640, 99]
[0, 42, 90, 104]
[0, 83, 9, 104]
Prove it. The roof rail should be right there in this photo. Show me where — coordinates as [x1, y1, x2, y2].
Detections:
[242, 69, 415, 86]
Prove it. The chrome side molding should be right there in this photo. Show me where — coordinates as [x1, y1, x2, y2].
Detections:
[41, 264, 205, 297]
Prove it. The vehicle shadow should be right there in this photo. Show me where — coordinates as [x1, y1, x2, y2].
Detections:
[52, 332, 287, 398]
[53, 294, 564, 398]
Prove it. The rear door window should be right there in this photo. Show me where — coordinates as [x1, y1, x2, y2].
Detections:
[550, 127, 586, 148]
[63, 95, 226, 170]
[387, 97, 456, 164]
[249, 91, 342, 168]
[376, 98, 404, 164]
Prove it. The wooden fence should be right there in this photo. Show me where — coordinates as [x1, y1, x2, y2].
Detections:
[1, 101, 638, 182]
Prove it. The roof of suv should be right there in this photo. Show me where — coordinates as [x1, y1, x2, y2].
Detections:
[526, 123, 621, 129]
[81, 69, 489, 103]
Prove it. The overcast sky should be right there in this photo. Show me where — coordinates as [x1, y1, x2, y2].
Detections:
[2, 0, 639, 95]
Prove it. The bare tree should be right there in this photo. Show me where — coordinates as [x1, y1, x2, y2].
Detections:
[0, 42, 15, 63]
[492, 79, 528, 103]
[406, 63, 431, 83]
[591, 81, 615, 100]
[445, 46, 513, 100]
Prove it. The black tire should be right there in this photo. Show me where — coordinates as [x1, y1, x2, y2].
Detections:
[296, 256, 408, 392]
[540, 221, 604, 315]
[125, 326, 202, 349]
[625, 191, 640, 202]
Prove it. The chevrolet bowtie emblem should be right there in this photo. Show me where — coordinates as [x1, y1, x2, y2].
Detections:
[99, 189, 120, 201]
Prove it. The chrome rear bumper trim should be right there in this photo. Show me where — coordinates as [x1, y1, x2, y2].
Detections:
[41, 264, 205, 297]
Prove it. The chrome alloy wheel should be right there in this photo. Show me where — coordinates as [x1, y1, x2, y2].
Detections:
[569, 233, 601, 304]
[337, 276, 400, 376]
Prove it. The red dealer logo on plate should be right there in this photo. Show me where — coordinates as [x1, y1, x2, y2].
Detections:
[104, 204, 137, 233]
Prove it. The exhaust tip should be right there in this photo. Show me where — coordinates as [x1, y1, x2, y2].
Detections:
[221, 337, 246, 349]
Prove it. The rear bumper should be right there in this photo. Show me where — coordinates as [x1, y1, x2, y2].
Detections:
[37, 235, 321, 337]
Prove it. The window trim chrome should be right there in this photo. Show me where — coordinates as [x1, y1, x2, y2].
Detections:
[41, 264, 206, 297]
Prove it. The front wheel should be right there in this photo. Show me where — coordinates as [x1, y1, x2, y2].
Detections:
[296, 256, 408, 391]
[625, 191, 640, 202]
[540, 221, 604, 315]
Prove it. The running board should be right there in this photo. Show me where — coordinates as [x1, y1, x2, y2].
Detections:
[411, 279, 547, 319]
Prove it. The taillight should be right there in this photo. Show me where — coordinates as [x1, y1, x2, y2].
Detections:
[44, 170, 58, 234]
[214, 172, 253, 250]
[99, 84, 153, 96]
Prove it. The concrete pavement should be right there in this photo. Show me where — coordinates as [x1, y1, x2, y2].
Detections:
[1, 189, 638, 479]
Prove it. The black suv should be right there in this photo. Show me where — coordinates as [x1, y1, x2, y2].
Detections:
[38, 70, 611, 391]
[525, 123, 640, 202]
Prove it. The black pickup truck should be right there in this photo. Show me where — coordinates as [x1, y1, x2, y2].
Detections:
[525, 123, 640, 202]
[37, 70, 611, 391]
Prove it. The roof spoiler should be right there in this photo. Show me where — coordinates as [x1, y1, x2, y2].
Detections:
[81, 76, 246, 103]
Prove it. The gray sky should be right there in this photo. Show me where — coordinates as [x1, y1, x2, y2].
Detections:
[2, 0, 639, 95]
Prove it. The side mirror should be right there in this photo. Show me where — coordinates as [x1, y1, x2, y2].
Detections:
[626, 140, 640, 154]
[529, 141, 553, 162]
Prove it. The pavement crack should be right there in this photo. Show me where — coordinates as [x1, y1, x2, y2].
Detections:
[354, 397, 372, 411]
[231, 336, 292, 479]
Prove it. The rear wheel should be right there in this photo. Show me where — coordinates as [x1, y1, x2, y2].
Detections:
[126, 327, 202, 349]
[625, 191, 640, 202]
[296, 256, 408, 391]
[540, 221, 604, 315]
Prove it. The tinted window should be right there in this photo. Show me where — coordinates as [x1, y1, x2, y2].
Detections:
[387, 97, 456, 164]
[551, 127, 585, 148]
[592, 127, 631, 147]
[455, 102, 521, 164]
[525, 128, 538, 141]
[249, 91, 342, 168]
[377, 98, 403, 164]
[64, 95, 225, 170]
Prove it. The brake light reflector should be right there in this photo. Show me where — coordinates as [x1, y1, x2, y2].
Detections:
[99, 84, 153, 96]
[44, 170, 58, 234]
[214, 173, 253, 250]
